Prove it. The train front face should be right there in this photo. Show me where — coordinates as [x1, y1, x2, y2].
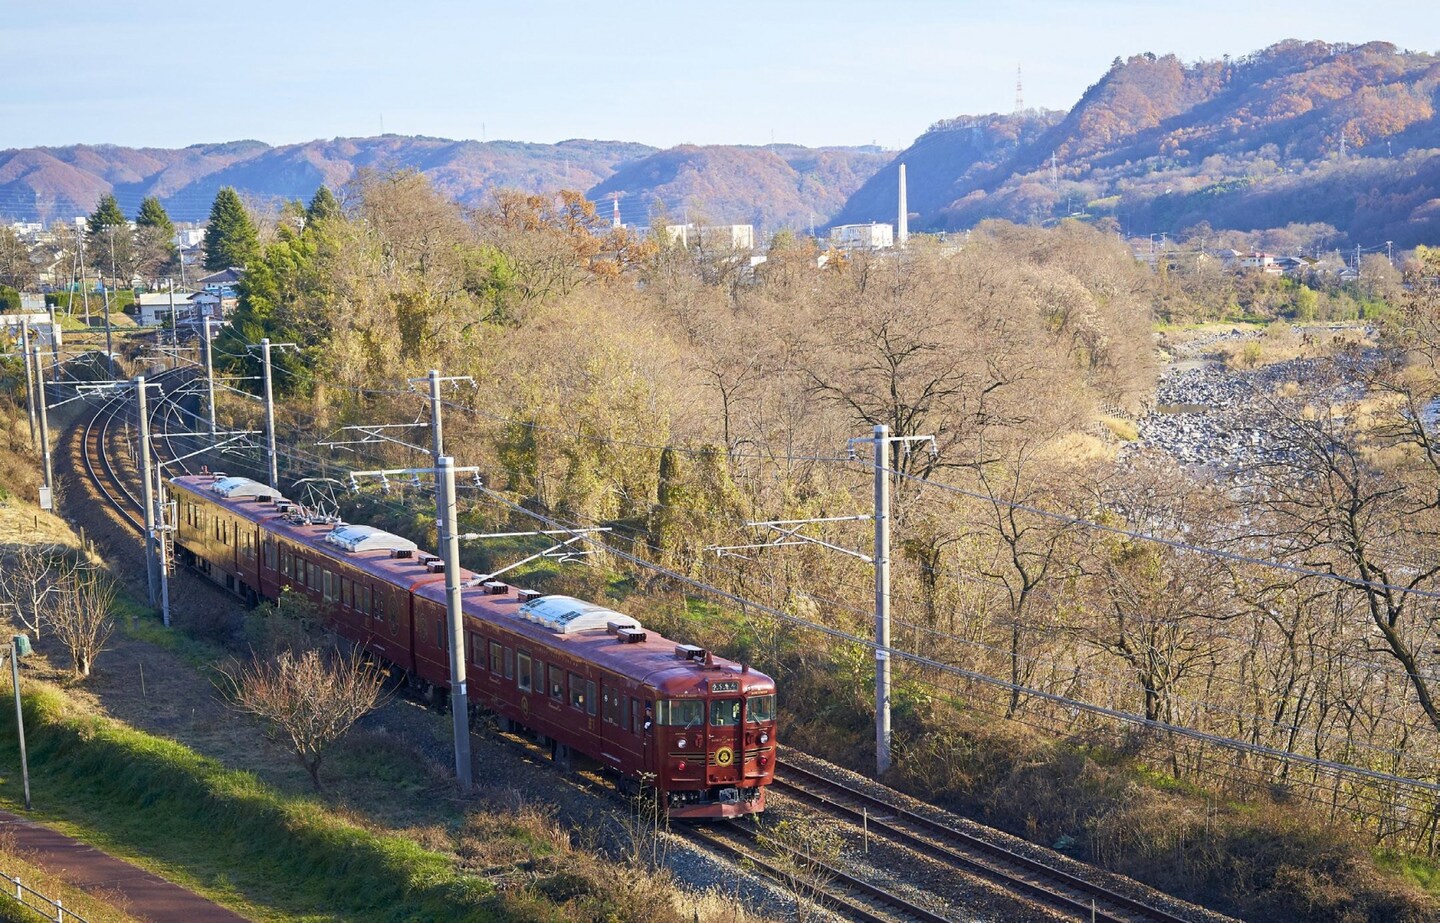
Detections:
[652, 667, 777, 819]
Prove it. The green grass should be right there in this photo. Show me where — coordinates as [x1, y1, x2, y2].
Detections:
[1377, 850, 1440, 897]
[0, 686, 501, 922]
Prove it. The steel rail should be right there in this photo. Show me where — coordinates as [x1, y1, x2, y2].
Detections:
[774, 760, 1199, 923]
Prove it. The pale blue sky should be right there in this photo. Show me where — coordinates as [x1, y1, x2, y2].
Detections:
[5, 1, 1439, 151]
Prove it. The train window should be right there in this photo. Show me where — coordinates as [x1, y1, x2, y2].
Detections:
[710, 699, 742, 727]
[241, 532, 254, 560]
[504, 647, 513, 680]
[358, 585, 371, 616]
[341, 579, 352, 608]
[548, 665, 563, 701]
[489, 641, 503, 674]
[586, 680, 596, 717]
[323, 570, 336, 602]
[747, 694, 776, 723]
[657, 699, 704, 728]
[263, 540, 276, 570]
[307, 562, 318, 591]
[568, 673, 585, 710]
[517, 651, 533, 692]
[280, 549, 291, 579]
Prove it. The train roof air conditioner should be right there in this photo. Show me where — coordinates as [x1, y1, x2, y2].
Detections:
[517, 594, 641, 635]
[325, 525, 418, 554]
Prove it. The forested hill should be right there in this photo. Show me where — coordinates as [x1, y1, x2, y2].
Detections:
[834, 40, 1440, 248]
[0, 136, 654, 224]
[589, 144, 892, 231]
[0, 135, 889, 233]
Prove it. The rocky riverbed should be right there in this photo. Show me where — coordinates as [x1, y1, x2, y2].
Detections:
[1130, 326, 1369, 470]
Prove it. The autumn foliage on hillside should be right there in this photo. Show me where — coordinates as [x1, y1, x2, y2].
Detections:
[837, 40, 1440, 248]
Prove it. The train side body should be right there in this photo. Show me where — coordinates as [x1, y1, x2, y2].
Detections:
[169, 473, 776, 817]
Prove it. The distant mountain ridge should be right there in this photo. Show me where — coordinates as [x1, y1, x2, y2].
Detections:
[0, 135, 889, 236]
[9, 39, 1440, 247]
[835, 39, 1440, 247]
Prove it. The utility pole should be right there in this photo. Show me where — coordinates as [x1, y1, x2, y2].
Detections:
[847, 426, 935, 777]
[9, 640, 30, 811]
[136, 375, 159, 608]
[104, 227, 116, 372]
[202, 317, 217, 441]
[31, 345, 52, 508]
[414, 368, 475, 787]
[872, 424, 892, 776]
[262, 338, 277, 488]
[155, 463, 172, 628]
[350, 460, 480, 788]
[437, 455, 472, 787]
[79, 233, 90, 327]
[167, 278, 177, 349]
[250, 338, 298, 490]
[20, 321, 36, 447]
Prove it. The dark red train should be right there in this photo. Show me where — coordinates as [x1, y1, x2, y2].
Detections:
[169, 472, 776, 818]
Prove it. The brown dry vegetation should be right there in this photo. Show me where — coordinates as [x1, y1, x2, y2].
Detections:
[198, 174, 1440, 920]
[31, 172, 1440, 921]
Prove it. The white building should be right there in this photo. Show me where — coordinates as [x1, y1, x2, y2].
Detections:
[664, 224, 755, 251]
[829, 223, 894, 251]
[135, 290, 222, 327]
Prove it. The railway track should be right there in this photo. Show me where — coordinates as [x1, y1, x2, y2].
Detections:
[684, 820, 953, 923]
[78, 366, 194, 533]
[772, 760, 1198, 923]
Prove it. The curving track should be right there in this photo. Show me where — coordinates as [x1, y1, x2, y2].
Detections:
[772, 760, 1200, 923]
[79, 367, 195, 533]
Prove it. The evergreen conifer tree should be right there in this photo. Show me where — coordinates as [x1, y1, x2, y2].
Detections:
[86, 193, 135, 281]
[86, 194, 126, 243]
[306, 185, 341, 223]
[135, 196, 179, 281]
[203, 187, 259, 272]
[135, 196, 175, 236]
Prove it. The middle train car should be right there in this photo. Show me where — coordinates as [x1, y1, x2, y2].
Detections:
[169, 472, 776, 817]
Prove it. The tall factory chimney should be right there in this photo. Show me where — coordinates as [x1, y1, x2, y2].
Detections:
[612, 195, 621, 228]
[897, 163, 909, 245]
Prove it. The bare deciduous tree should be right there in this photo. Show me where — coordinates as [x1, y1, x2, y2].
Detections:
[0, 545, 83, 639]
[50, 570, 116, 679]
[219, 646, 389, 789]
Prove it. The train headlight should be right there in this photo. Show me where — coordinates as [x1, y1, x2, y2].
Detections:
[677, 738, 688, 749]
[759, 733, 769, 745]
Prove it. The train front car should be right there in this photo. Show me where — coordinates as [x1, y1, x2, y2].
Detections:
[648, 646, 777, 819]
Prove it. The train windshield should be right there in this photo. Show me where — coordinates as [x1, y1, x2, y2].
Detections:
[710, 698, 741, 727]
[746, 694, 776, 723]
[657, 699, 704, 728]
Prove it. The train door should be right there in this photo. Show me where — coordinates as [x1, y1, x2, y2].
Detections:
[706, 697, 744, 788]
